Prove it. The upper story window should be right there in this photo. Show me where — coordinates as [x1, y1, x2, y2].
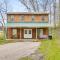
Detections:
[20, 15, 24, 22]
[7, 15, 14, 22]
[10, 15, 14, 22]
[41, 15, 48, 22]
[31, 15, 35, 22]
[41, 16, 45, 21]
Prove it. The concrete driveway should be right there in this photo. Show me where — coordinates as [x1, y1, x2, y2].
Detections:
[0, 42, 40, 60]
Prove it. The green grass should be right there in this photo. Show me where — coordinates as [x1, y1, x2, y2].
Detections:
[0, 31, 6, 44]
[0, 31, 16, 44]
[38, 29, 60, 60]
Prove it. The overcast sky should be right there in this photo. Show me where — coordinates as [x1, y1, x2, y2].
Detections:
[7, 0, 28, 12]
[0, 0, 28, 12]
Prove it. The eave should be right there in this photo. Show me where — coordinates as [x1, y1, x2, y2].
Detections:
[5, 22, 52, 28]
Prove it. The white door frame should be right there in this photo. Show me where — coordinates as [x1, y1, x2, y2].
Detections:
[36, 28, 37, 39]
[24, 29, 32, 38]
[20, 29, 21, 39]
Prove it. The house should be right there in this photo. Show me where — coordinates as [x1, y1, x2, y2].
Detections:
[6, 12, 50, 39]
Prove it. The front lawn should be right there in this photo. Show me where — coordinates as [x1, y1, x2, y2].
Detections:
[0, 31, 5, 44]
[38, 29, 60, 60]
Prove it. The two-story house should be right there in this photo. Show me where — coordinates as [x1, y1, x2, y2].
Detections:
[6, 12, 49, 39]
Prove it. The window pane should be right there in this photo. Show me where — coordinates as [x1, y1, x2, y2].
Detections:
[29, 30, 31, 34]
[25, 30, 27, 34]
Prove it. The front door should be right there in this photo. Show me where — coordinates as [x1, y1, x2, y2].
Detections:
[24, 29, 32, 38]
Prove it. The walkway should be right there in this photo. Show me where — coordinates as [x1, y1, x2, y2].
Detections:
[0, 42, 40, 60]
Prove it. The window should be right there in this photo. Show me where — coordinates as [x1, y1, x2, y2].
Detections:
[25, 30, 27, 34]
[29, 30, 31, 34]
[41, 16, 45, 21]
[10, 15, 14, 22]
[20, 15, 24, 22]
[40, 29, 43, 36]
[7, 16, 11, 22]
[31, 15, 35, 21]
[12, 29, 17, 38]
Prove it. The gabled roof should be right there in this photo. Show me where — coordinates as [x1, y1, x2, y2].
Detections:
[7, 12, 49, 15]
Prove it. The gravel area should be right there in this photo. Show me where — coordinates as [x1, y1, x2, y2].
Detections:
[0, 42, 40, 60]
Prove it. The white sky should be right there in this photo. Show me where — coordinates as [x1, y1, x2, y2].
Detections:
[7, 0, 28, 12]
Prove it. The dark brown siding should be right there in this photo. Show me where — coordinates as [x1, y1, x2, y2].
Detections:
[7, 27, 48, 39]
[7, 28, 12, 39]
[17, 28, 20, 39]
[20, 28, 23, 39]
[32, 28, 36, 39]
[7, 28, 20, 39]
[43, 28, 48, 35]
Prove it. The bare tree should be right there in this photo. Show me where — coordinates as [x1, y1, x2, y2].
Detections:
[0, 0, 7, 39]
[19, 0, 54, 12]
[53, 0, 56, 28]
[19, 0, 57, 28]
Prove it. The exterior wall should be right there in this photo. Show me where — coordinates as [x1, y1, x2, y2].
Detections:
[24, 15, 32, 22]
[21, 28, 24, 39]
[43, 28, 48, 35]
[17, 28, 20, 39]
[37, 28, 48, 38]
[37, 28, 48, 35]
[15, 15, 20, 22]
[7, 14, 48, 23]
[7, 28, 12, 39]
[7, 27, 48, 39]
[7, 28, 20, 39]
[35, 15, 41, 22]
[32, 28, 36, 39]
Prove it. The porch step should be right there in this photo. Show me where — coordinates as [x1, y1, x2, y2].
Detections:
[6, 39, 37, 42]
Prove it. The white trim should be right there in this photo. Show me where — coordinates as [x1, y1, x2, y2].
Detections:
[36, 28, 37, 39]
[20, 29, 21, 39]
[24, 29, 32, 38]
